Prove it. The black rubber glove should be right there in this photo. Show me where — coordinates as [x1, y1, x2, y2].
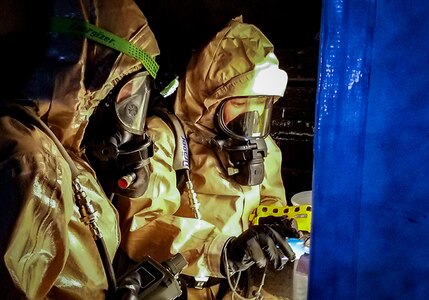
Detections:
[258, 215, 302, 239]
[222, 224, 296, 275]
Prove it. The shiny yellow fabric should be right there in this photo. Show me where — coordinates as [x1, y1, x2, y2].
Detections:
[1, 114, 119, 299]
[1, 0, 159, 298]
[118, 17, 288, 286]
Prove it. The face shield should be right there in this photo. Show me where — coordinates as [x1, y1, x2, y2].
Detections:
[217, 96, 274, 140]
[115, 71, 151, 136]
[83, 71, 154, 198]
[212, 96, 276, 186]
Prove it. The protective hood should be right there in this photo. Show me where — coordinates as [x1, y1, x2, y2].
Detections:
[38, 0, 159, 151]
[174, 16, 288, 142]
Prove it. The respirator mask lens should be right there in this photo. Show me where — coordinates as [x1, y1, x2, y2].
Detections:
[218, 96, 274, 140]
[115, 71, 151, 135]
[212, 96, 276, 186]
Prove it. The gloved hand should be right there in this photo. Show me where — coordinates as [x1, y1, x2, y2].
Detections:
[258, 215, 303, 239]
[222, 224, 296, 275]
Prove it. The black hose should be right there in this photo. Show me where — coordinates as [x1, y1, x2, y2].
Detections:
[95, 238, 117, 294]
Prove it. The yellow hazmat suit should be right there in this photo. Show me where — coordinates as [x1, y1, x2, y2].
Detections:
[0, 0, 159, 298]
[117, 16, 289, 298]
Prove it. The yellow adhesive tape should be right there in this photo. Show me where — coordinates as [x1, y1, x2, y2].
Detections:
[249, 205, 312, 232]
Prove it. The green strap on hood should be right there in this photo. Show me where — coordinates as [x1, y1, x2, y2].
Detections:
[51, 16, 159, 78]
[51, 16, 178, 97]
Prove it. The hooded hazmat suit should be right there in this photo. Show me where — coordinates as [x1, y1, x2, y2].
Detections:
[116, 16, 289, 298]
[0, 0, 159, 298]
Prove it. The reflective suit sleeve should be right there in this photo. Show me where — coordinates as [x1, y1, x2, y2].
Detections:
[260, 136, 288, 206]
[1, 117, 116, 299]
[0, 120, 72, 298]
[116, 116, 229, 277]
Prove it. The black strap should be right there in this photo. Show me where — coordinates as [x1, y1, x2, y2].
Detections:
[180, 274, 226, 289]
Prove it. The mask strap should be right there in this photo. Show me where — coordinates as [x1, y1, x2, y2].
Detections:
[50, 16, 178, 97]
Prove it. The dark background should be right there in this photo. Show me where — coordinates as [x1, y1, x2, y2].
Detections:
[139, 0, 322, 203]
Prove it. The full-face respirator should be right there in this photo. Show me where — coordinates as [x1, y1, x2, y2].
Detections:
[211, 96, 275, 186]
[83, 71, 153, 198]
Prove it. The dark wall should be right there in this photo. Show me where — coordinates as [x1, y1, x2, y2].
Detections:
[275, 47, 318, 203]
[140, 0, 321, 203]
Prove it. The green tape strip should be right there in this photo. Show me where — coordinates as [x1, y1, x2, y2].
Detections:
[51, 16, 159, 79]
